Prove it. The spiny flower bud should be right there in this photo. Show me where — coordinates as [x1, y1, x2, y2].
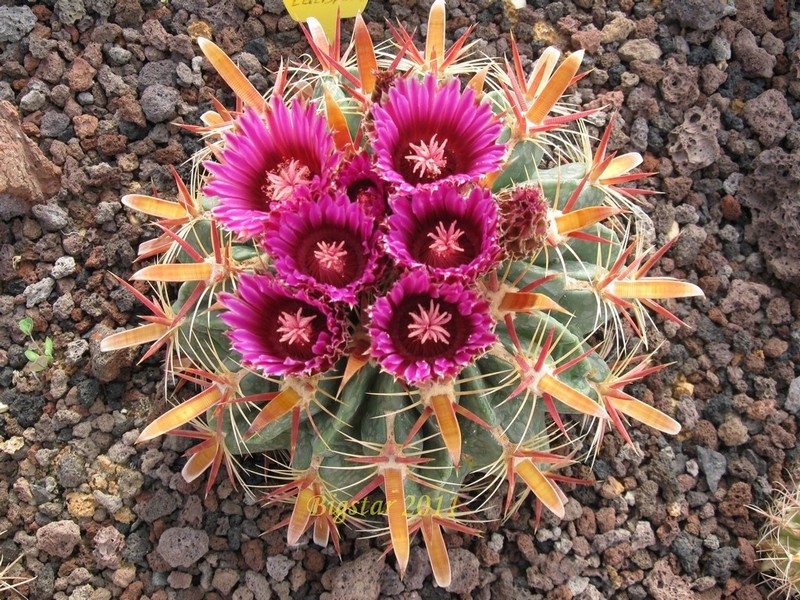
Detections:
[498, 185, 549, 258]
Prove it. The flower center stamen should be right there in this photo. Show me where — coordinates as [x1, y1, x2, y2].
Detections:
[264, 159, 312, 203]
[313, 240, 348, 273]
[407, 300, 452, 345]
[427, 221, 465, 256]
[406, 135, 448, 178]
[277, 308, 316, 345]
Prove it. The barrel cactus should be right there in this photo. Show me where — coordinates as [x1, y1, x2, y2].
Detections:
[754, 482, 800, 598]
[103, 1, 702, 585]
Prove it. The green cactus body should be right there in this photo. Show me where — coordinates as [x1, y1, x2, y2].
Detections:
[755, 484, 800, 598]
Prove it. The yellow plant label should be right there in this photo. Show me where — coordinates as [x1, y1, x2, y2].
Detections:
[283, 0, 369, 41]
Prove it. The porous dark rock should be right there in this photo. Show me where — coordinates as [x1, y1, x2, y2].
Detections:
[619, 39, 662, 62]
[24, 277, 55, 307]
[65, 57, 97, 92]
[567, 27, 599, 53]
[32, 203, 70, 232]
[57, 451, 87, 488]
[0, 6, 37, 43]
[89, 323, 137, 383]
[445, 549, 481, 595]
[672, 224, 708, 268]
[664, 0, 735, 30]
[142, 19, 171, 51]
[41, 111, 72, 138]
[735, 0, 773, 36]
[732, 28, 776, 78]
[700, 64, 728, 94]
[20, 89, 47, 112]
[245, 571, 271, 600]
[266, 554, 294, 582]
[780, 375, 800, 413]
[696, 447, 727, 493]
[644, 558, 695, 599]
[137, 60, 178, 90]
[659, 59, 700, 108]
[404, 545, 433, 590]
[3, 390, 47, 428]
[135, 489, 178, 522]
[668, 105, 721, 176]
[113, 0, 144, 27]
[140, 84, 179, 123]
[157, 527, 209, 568]
[36, 520, 82, 558]
[93, 525, 125, 568]
[321, 548, 384, 600]
[601, 16, 636, 43]
[55, 0, 87, 25]
[98, 65, 132, 97]
[739, 148, 800, 283]
[703, 547, 740, 582]
[743, 89, 794, 147]
[672, 532, 703, 573]
[212, 568, 240, 595]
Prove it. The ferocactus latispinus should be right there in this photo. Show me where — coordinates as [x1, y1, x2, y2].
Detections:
[104, 1, 703, 586]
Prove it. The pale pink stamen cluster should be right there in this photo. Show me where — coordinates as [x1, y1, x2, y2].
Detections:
[428, 221, 465, 256]
[313, 240, 348, 273]
[265, 159, 313, 203]
[406, 135, 448, 178]
[277, 308, 315, 345]
[407, 300, 453, 345]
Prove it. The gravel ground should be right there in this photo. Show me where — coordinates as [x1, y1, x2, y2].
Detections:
[0, 0, 799, 598]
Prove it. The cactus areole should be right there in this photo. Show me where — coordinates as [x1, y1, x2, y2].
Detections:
[754, 483, 800, 598]
[104, 2, 703, 587]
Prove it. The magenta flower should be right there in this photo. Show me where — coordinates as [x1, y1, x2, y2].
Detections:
[371, 75, 505, 193]
[336, 152, 388, 219]
[368, 271, 496, 384]
[386, 184, 500, 281]
[219, 274, 346, 376]
[204, 100, 339, 238]
[264, 194, 381, 305]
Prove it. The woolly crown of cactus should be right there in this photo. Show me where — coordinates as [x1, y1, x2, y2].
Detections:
[105, 1, 703, 586]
